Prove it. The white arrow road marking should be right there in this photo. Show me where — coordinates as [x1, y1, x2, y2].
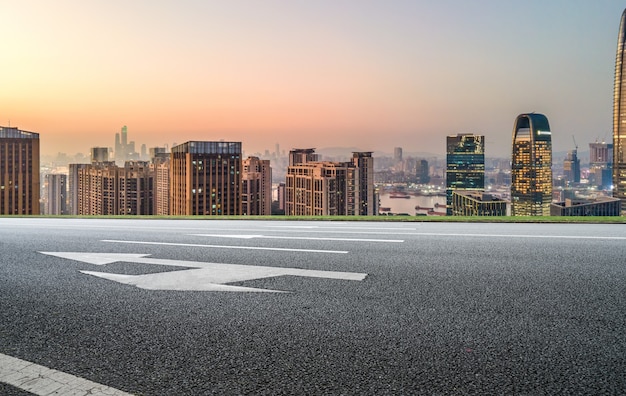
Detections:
[0, 353, 133, 396]
[100, 240, 348, 254]
[39, 252, 367, 293]
[191, 234, 404, 243]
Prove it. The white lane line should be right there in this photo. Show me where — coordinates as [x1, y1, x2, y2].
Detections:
[190, 234, 404, 243]
[101, 240, 348, 254]
[185, 228, 626, 240]
[0, 353, 133, 396]
[409, 232, 626, 240]
[265, 225, 417, 230]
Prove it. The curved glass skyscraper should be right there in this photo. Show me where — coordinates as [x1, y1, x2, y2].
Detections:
[613, 9, 626, 211]
[511, 113, 552, 216]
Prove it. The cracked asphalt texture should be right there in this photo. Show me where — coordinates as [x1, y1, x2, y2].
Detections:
[1, 218, 625, 395]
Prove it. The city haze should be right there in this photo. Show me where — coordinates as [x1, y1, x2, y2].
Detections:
[1, 1, 622, 157]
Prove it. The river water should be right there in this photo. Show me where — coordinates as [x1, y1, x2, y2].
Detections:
[378, 193, 446, 216]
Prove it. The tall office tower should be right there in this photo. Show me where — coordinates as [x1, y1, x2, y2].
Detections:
[0, 127, 40, 215]
[45, 174, 67, 215]
[511, 113, 553, 216]
[614, 9, 626, 211]
[393, 147, 403, 163]
[563, 149, 581, 185]
[289, 148, 318, 166]
[285, 149, 375, 216]
[445, 134, 485, 215]
[242, 156, 272, 215]
[76, 161, 154, 215]
[589, 142, 613, 189]
[91, 147, 109, 163]
[170, 141, 242, 215]
[351, 152, 375, 215]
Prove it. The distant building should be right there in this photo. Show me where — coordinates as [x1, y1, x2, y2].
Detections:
[550, 197, 621, 216]
[563, 149, 580, 185]
[415, 159, 430, 184]
[242, 156, 272, 215]
[285, 149, 375, 216]
[511, 113, 553, 216]
[589, 142, 613, 189]
[170, 141, 242, 215]
[45, 174, 67, 215]
[394, 147, 403, 163]
[446, 133, 485, 215]
[451, 191, 507, 216]
[0, 126, 40, 215]
[91, 147, 109, 163]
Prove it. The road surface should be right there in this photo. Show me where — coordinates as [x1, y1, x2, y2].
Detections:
[1, 218, 625, 394]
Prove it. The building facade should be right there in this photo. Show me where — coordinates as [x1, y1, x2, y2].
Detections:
[550, 197, 621, 216]
[589, 142, 613, 189]
[451, 191, 507, 216]
[445, 134, 485, 215]
[511, 113, 553, 216]
[45, 174, 67, 215]
[285, 149, 375, 216]
[242, 156, 272, 215]
[563, 149, 580, 185]
[0, 127, 40, 215]
[614, 9, 626, 212]
[76, 161, 154, 215]
[170, 141, 242, 216]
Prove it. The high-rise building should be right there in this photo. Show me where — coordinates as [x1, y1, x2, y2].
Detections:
[0, 127, 40, 215]
[614, 9, 626, 211]
[445, 133, 485, 215]
[511, 113, 553, 216]
[153, 153, 170, 216]
[76, 160, 154, 215]
[563, 149, 580, 185]
[170, 141, 242, 215]
[351, 152, 375, 215]
[45, 174, 67, 215]
[285, 149, 375, 216]
[589, 141, 613, 189]
[242, 156, 272, 215]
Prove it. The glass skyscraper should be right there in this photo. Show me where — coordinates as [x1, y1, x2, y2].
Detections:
[613, 8, 626, 212]
[511, 113, 552, 216]
[445, 133, 484, 215]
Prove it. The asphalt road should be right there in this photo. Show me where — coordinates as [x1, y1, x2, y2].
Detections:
[1, 218, 625, 395]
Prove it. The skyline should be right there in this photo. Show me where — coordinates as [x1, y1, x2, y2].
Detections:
[1, 1, 624, 158]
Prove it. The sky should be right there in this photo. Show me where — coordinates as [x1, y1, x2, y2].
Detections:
[1, 0, 625, 158]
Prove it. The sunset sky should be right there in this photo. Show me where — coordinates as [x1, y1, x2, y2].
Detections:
[1, 1, 624, 158]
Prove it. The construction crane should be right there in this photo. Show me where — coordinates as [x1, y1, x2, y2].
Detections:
[572, 135, 578, 151]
